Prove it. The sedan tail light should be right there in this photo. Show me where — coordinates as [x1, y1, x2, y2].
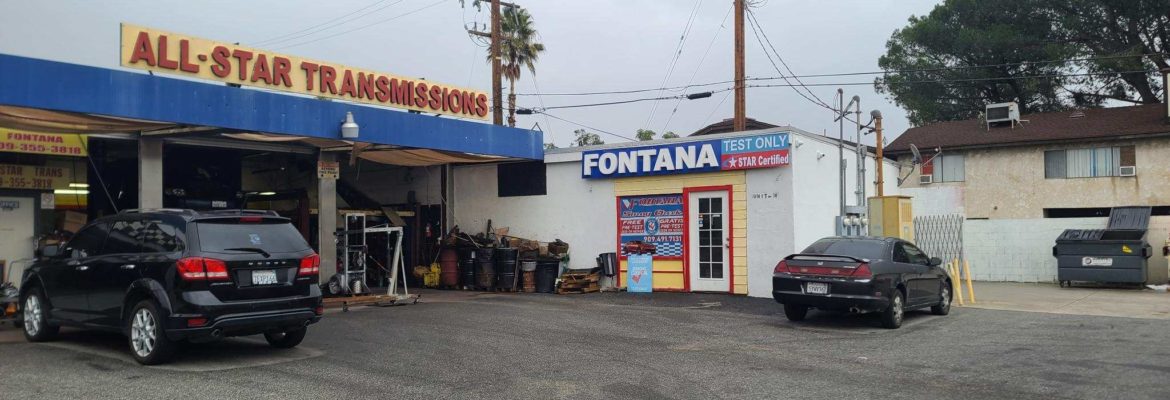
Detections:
[177, 257, 231, 282]
[850, 263, 873, 279]
[773, 260, 791, 274]
[298, 253, 320, 277]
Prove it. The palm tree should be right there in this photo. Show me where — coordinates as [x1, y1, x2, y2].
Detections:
[492, 7, 545, 127]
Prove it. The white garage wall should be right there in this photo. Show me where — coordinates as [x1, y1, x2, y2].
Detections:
[745, 167, 794, 298]
[452, 161, 616, 268]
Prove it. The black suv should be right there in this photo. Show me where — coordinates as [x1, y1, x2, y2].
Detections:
[19, 209, 323, 364]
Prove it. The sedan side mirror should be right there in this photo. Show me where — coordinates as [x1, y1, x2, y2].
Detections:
[929, 257, 942, 267]
[39, 244, 61, 258]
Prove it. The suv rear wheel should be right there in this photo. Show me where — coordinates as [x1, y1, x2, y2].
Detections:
[128, 300, 176, 365]
[264, 327, 307, 348]
[22, 288, 59, 342]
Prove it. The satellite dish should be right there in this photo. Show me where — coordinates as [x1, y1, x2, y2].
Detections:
[909, 144, 923, 165]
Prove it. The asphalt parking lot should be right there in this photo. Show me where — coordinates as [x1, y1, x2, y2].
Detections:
[2, 291, 1168, 399]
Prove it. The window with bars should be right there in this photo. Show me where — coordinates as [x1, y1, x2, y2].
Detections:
[1044, 146, 1135, 179]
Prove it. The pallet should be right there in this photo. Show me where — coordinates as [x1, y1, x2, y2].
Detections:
[323, 293, 420, 311]
[558, 283, 600, 294]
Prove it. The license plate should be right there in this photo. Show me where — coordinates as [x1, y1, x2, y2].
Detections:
[252, 270, 278, 285]
[806, 282, 829, 295]
[1082, 257, 1113, 267]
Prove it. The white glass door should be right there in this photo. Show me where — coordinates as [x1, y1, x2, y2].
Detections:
[688, 190, 729, 292]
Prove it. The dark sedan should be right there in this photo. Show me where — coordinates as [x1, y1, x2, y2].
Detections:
[772, 237, 952, 329]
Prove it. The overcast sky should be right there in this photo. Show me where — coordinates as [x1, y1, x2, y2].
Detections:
[0, 0, 941, 147]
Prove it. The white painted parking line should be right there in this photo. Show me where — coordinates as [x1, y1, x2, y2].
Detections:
[40, 333, 322, 372]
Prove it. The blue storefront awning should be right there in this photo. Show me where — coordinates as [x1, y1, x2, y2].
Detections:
[0, 53, 543, 160]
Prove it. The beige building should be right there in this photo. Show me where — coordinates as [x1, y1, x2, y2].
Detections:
[886, 103, 1170, 284]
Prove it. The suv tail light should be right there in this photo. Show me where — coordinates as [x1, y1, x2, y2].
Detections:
[177, 257, 231, 282]
[850, 263, 873, 279]
[298, 253, 320, 277]
[773, 260, 791, 274]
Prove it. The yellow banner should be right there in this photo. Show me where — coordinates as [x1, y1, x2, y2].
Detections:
[120, 23, 490, 120]
[0, 164, 72, 190]
[0, 129, 87, 157]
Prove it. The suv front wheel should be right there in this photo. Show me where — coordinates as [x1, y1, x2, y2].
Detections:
[128, 300, 176, 365]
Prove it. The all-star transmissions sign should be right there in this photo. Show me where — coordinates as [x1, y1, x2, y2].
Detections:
[119, 23, 490, 120]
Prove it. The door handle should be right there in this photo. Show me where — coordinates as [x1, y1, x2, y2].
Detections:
[120, 264, 136, 270]
[75, 265, 89, 271]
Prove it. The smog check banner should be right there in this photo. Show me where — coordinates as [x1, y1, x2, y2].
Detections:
[582, 132, 790, 178]
[618, 194, 684, 258]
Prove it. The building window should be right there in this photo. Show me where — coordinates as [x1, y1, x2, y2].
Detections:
[497, 161, 547, 197]
[1045, 145, 1135, 179]
[924, 153, 964, 182]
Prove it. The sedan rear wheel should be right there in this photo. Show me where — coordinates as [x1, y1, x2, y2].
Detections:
[783, 303, 809, 322]
[931, 283, 952, 316]
[880, 291, 905, 329]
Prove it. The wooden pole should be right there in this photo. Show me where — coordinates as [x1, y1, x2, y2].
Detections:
[874, 113, 884, 196]
[733, 0, 746, 132]
[491, 0, 503, 126]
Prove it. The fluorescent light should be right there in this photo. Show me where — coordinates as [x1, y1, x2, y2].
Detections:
[68, 183, 89, 188]
[258, 191, 277, 196]
[54, 189, 89, 195]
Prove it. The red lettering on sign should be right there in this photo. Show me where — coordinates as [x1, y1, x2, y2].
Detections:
[356, 73, 376, 100]
[178, 39, 199, 73]
[447, 89, 461, 113]
[414, 83, 429, 108]
[475, 94, 489, 117]
[374, 76, 390, 102]
[319, 65, 338, 94]
[157, 35, 179, 69]
[338, 70, 357, 98]
[460, 91, 475, 116]
[299, 62, 319, 91]
[391, 79, 411, 106]
[428, 85, 442, 110]
[210, 46, 231, 78]
[231, 49, 253, 81]
[129, 31, 156, 66]
[250, 53, 272, 84]
[272, 57, 292, 87]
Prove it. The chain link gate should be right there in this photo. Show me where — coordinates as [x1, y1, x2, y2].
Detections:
[913, 214, 964, 262]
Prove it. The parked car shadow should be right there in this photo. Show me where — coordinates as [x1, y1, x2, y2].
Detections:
[40, 328, 323, 371]
[771, 309, 938, 333]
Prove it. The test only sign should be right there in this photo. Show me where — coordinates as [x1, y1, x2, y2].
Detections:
[582, 132, 790, 178]
[619, 194, 684, 258]
[626, 254, 654, 293]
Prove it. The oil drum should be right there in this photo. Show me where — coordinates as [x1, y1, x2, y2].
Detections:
[475, 248, 496, 290]
[495, 248, 519, 290]
[459, 249, 476, 287]
[439, 249, 459, 287]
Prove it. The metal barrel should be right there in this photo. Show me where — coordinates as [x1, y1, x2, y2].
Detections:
[520, 261, 537, 292]
[475, 248, 496, 290]
[439, 249, 459, 287]
[495, 248, 519, 290]
[459, 249, 476, 287]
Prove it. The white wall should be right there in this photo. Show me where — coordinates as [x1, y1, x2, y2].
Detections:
[452, 162, 615, 268]
[902, 185, 965, 216]
[342, 164, 443, 205]
[745, 166, 794, 298]
[964, 216, 1170, 283]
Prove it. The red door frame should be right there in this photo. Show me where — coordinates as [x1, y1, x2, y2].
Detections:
[682, 185, 734, 293]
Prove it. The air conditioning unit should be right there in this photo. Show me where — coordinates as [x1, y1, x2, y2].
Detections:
[919, 174, 933, 184]
[1120, 166, 1136, 177]
[986, 102, 1021, 129]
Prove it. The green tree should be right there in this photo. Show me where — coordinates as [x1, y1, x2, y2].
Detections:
[494, 7, 545, 127]
[661, 131, 680, 139]
[543, 142, 558, 150]
[635, 129, 656, 141]
[875, 0, 1170, 126]
[572, 129, 604, 147]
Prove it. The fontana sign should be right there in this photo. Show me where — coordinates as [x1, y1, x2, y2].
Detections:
[120, 24, 489, 120]
[582, 132, 790, 178]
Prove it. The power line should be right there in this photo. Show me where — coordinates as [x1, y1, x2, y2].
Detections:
[516, 53, 1169, 97]
[661, 2, 734, 135]
[702, 89, 734, 127]
[643, 0, 705, 129]
[274, 0, 447, 50]
[251, 0, 398, 46]
[745, 7, 831, 110]
[536, 110, 637, 142]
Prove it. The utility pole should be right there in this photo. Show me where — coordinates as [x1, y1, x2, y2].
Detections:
[855, 99, 865, 208]
[733, 0, 746, 132]
[872, 110, 884, 196]
[491, 0, 503, 126]
[467, 1, 519, 126]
